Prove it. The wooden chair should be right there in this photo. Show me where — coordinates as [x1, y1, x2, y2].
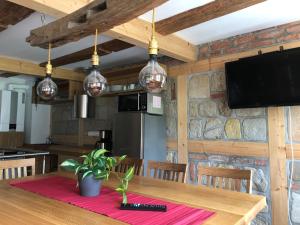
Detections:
[147, 160, 187, 183]
[0, 158, 36, 180]
[197, 166, 252, 193]
[114, 158, 143, 176]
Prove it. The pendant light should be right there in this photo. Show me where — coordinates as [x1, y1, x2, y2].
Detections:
[37, 43, 58, 100]
[83, 29, 107, 97]
[139, 8, 167, 93]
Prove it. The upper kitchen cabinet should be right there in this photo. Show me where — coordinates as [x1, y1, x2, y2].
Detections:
[32, 80, 83, 104]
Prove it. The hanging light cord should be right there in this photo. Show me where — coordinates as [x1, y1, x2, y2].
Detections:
[148, 8, 158, 56]
[91, 28, 100, 66]
[151, 8, 156, 38]
[45, 42, 53, 75]
[94, 28, 98, 55]
[48, 43, 51, 64]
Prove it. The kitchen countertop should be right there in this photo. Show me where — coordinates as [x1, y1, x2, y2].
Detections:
[0, 148, 49, 159]
[19, 144, 93, 157]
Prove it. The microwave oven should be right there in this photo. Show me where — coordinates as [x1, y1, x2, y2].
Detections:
[118, 93, 163, 115]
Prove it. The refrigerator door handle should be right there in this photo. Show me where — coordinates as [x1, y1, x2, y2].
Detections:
[137, 93, 140, 111]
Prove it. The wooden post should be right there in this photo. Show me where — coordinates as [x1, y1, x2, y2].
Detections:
[177, 75, 188, 163]
[268, 107, 288, 225]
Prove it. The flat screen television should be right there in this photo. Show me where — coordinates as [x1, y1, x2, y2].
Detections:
[225, 47, 300, 109]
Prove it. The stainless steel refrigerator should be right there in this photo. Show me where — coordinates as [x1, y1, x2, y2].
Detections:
[112, 112, 166, 175]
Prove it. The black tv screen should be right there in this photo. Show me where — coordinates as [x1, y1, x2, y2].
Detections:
[225, 47, 300, 109]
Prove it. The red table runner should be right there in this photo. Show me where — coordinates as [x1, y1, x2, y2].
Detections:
[10, 176, 215, 225]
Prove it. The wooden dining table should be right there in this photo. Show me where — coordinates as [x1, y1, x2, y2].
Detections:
[0, 172, 266, 225]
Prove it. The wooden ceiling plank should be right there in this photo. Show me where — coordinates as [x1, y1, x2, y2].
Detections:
[39, 39, 134, 67]
[156, 0, 266, 35]
[0, 0, 33, 32]
[8, 0, 198, 62]
[102, 63, 145, 78]
[26, 0, 168, 48]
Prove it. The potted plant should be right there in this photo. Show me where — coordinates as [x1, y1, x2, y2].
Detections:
[60, 149, 127, 197]
[115, 167, 134, 204]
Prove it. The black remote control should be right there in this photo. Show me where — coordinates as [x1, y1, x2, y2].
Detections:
[120, 203, 167, 212]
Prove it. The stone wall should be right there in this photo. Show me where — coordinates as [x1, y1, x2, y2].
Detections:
[166, 69, 271, 224]
[286, 107, 300, 225]
[188, 70, 268, 142]
[288, 160, 300, 225]
[162, 78, 177, 140]
[189, 153, 271, 225]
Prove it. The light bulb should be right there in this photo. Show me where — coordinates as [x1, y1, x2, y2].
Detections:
[36, 76, 58, 100]
[83, 66, 107, 97]
[139, 55, 167, 93]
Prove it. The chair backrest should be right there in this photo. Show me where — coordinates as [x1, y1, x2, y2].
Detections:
[147, 160, 187, 183]
[114, 158, 144, 176]
[0, 158, 36, 180]
[197, 166, 252, 193]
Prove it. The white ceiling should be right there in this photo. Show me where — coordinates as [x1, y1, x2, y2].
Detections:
[1, 0, 300, 71]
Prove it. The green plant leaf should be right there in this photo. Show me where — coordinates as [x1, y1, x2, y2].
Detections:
[124, 181, 129, 190]
[82, 170, 93, 180]
[110, 157, 117, 167]
[106, 157, 116, 168]
[124, 166, 135, 181]
[94, 169, 109, 180]
[96, 157, 106, 169]
[119, 155, 127, 162]
[60, 159, 80, 172]
[83, 157, 90, 165]
[115, 187, 124, 193]
[75, 165, 88, 175]
[60, 159, 79, 167]
[93, 149, 108, 159]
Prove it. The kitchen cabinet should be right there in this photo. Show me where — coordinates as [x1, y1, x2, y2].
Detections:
[0, 132, 24, 148]
[34, 154, 58, 174]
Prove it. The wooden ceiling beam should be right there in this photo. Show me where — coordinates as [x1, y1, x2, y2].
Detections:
[40, 39, 134, 67]
[0, 55, 85, 81]
[104, 18, 197, 62]
[26, 0, 168, 48]
[0, 0, 33, 32]
[7, 0, 93, 18]
[156, 0, 266, 35]
[8, 0, 197, 62]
